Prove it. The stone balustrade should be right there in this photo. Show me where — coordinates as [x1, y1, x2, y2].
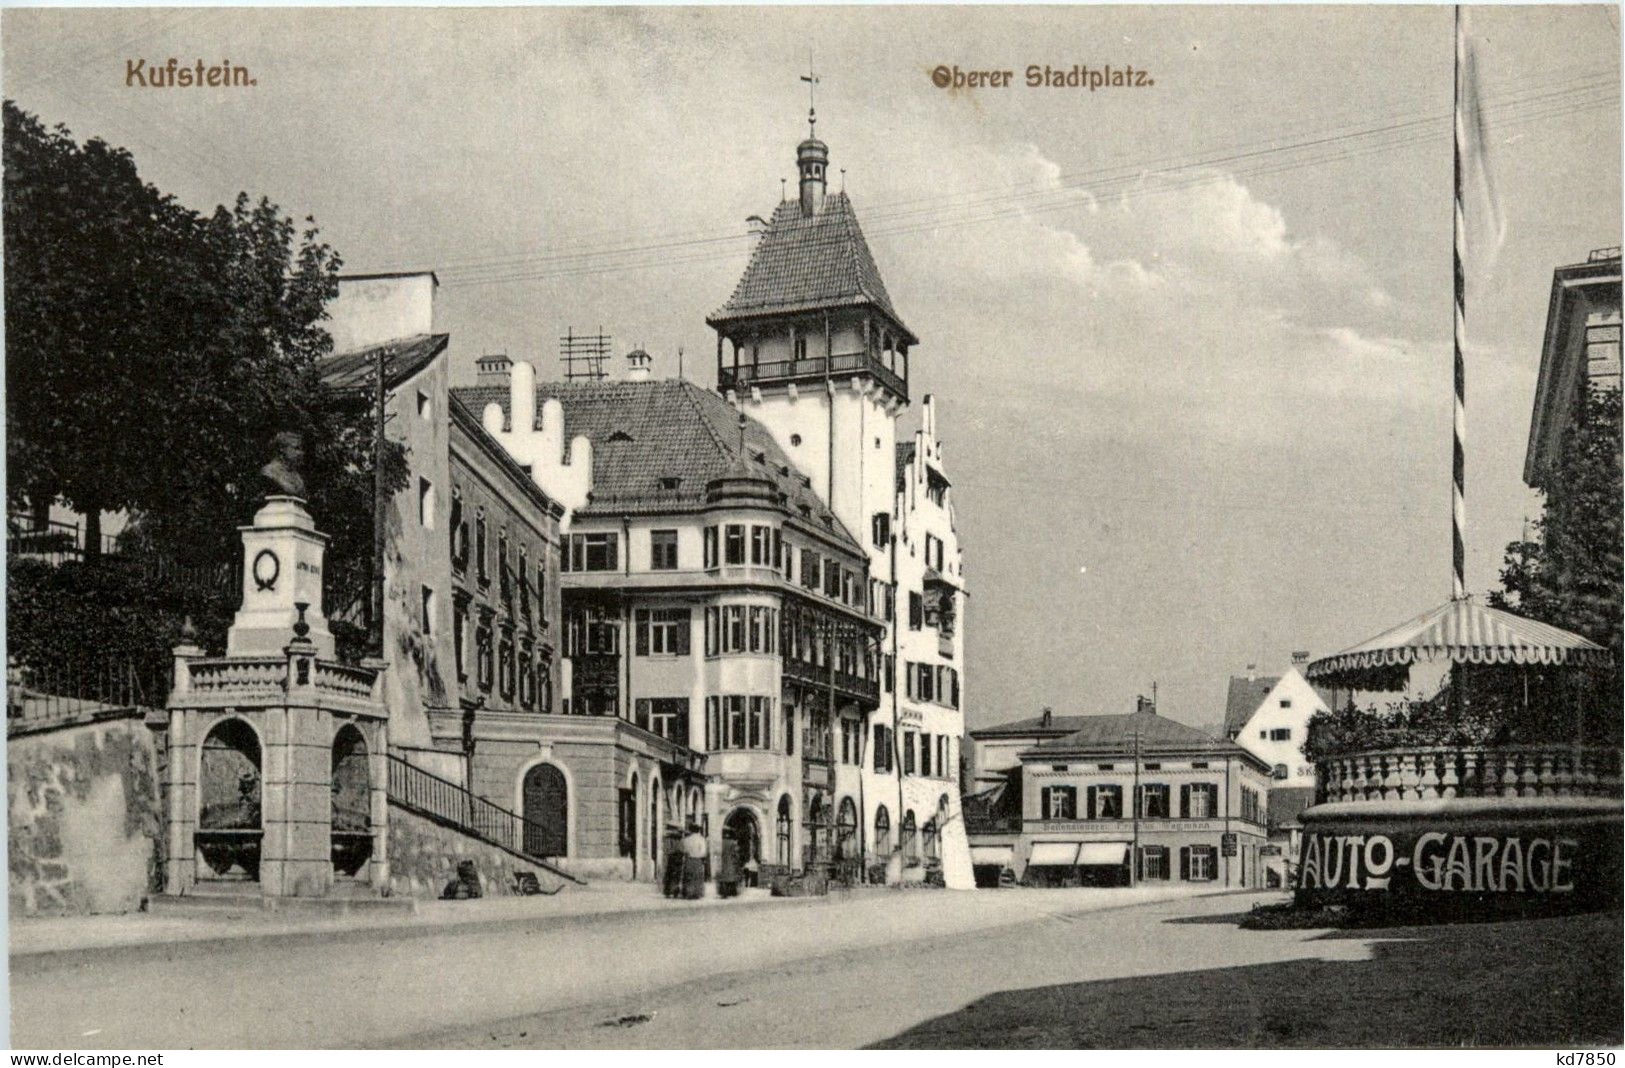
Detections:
[169, 653, 386, 716]
[1316, 745, 1623, 805]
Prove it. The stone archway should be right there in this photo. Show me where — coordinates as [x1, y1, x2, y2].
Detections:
[331, 724, 372, 878]
[198, 718, 262, 881]
[835, 796, 859, 861]
[724, 807, 762, 869]
[775, 794, 793, 867]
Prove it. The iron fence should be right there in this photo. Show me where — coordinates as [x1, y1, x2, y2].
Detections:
[7, 655, 167, 727]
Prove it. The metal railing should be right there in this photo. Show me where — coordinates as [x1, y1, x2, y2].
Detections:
[7, 512, 239, 599]
[385, 754, 585, 884]
[7, 656, 166, 729]
[7, 513, 121, 565]
[1316, 745, 1624, 804]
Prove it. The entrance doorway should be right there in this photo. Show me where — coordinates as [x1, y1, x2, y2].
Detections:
[724, 808, 761, 887]
[522, 763, 568, 858]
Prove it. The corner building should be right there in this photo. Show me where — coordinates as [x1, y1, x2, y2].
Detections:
[708, 127, 970, 880]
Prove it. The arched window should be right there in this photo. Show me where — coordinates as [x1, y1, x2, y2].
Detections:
[923, 817, 939, 861]
[776, 794, 792, 866]
[874, 805, 891, 855]
[836, 797, 858, 860]
[901, 810, 918, 860]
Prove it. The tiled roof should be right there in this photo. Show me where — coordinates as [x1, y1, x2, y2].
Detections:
[1223, 675, 1280, 738]
[318, 333, 447, 394]
[1267, 786, 1317, 832]
[708, 194, 916, 343]
[1025, 711, 1265, 766]
[969, 714, 1095, 740]
[452, 378, 862, 554]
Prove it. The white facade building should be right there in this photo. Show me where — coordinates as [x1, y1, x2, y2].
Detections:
[708, 122, 971, 885]
[1228, 668, 1329, 790]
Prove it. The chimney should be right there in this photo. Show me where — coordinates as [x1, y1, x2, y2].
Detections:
[1291, 650, 1310, 666]
[1040, 706, 1053, 728]
[625, 348, 652, 382]
[476, 354, 512, 387]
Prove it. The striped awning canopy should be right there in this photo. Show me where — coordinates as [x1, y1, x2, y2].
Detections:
[1306, 596, 1611, 692]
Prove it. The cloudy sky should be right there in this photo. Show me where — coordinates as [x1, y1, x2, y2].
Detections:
[5, 5, 1619, 731]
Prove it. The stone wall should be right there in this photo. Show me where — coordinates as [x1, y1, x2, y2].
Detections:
[9, 713, 163, 915]
[386, 803, 570, 898]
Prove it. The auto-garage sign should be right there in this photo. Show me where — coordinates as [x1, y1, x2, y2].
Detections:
[1299, 829, 1578, 894]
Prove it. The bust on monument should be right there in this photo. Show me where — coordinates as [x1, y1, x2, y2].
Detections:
[259, 430, 307, 501]
[227, 430, 334, 660]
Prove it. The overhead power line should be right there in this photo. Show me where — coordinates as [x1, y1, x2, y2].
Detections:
[435, 80, 1618, 291]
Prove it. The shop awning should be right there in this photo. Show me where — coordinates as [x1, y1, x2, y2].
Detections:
[1027, 842, 1081, 866]
[969, 845, 1013, 866]
[1076, 842, 1130, 865]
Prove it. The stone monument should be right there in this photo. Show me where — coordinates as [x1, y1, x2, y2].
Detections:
[226, 433, 335, 660]
[158, 436, 389, 902]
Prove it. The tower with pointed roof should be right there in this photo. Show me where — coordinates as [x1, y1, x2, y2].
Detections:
[707, 125, 916, 540]
[710, 108, 971, 888]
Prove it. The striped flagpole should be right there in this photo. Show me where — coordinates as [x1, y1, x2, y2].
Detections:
[1452, 4, 1468, 601]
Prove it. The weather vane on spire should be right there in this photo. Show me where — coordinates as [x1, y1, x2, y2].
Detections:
[800, 50, 819, 138]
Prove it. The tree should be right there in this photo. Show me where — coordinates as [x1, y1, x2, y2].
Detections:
[4, 102, 405, 662]
[1491, 382, 1623, 744]
[4, 103, 204, 550]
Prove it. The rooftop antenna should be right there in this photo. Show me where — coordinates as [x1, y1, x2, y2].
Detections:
[800, 50, 819, 138]
[678, 345, 685, 381]
[560, 325, 612, 381]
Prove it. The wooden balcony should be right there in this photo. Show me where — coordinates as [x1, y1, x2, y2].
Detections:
[718, 351, 907, 402]
[782, 655, 880, 706]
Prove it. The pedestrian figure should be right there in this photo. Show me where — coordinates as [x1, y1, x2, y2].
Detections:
[717, 835, 741, 899]
[440, 859, 482, 900]
[663, 828, 686, 898]
[680, 821, 707, 900]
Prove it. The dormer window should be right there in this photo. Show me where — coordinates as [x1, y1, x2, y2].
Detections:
[659, 476, 681, 491]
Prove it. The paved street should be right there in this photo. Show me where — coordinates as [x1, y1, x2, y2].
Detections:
[12, 886, 1620, 1048]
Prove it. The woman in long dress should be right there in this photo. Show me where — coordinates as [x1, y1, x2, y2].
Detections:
[680, 822, 707, 899]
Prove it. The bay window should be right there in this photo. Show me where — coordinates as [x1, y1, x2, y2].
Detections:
[704, 695, 772, 751]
